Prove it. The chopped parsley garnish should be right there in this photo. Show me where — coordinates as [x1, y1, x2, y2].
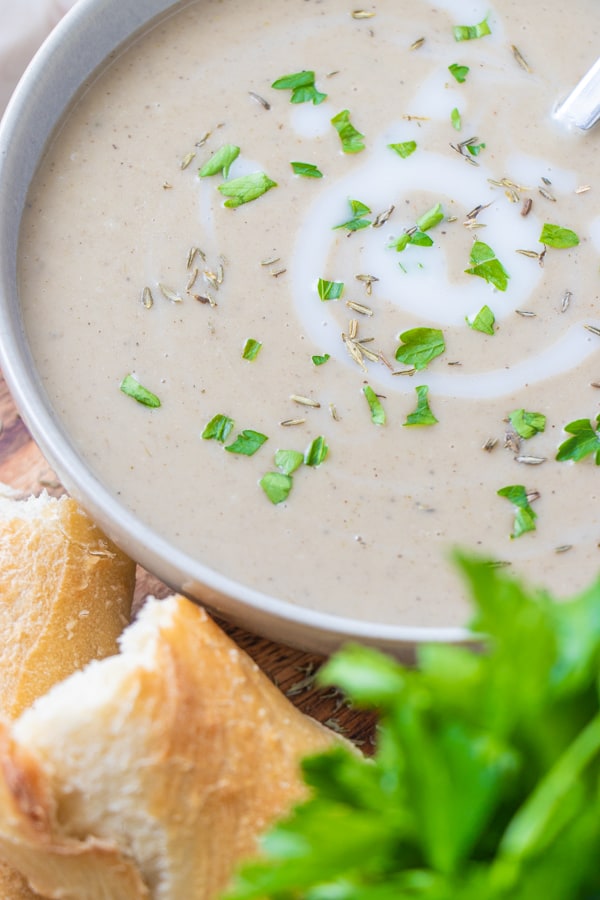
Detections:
[271, 70, 327, 105]
[274, 449, 304, 475]
[202, 413, 234, 443]
[509, 408, 547, 439]
[539, 223, 580, 249]
[225, 430, 268, 456]
[260, 472, 293, 504]
[331, 110, 366, 154]
[388, 140, 417, 158]
[497, 484, 537, 538]
[453, 17, 491, 41]
[556, 414, 600, 464]
[290, 161, 323, 178]
[466, 305, 496, 335]
[198, 144, 240, 178]
[389, 203, 444, 252]
[466, 140, 486, 156]
[304, 436, 329, 467]
[404, 384, 438, 426]
[416, 203, 444, 232]
[395, 327, 445, 370]
[451, 107, 462, 130]
[465, 240, 510, 291]
[448, 62, 470, 83]
[218, 172, 277, 208]
[317, 278, 344, 300]
[334, 198, 372, 232]
[242, 338, 262, 361]
[312, 353, 330, 366]
[363, 385, 386, 425]
[119, 374, 161, 408]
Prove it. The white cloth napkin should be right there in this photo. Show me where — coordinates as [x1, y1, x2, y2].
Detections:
[0, 0, 78, 114]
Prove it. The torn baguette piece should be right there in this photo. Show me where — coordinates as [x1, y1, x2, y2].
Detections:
[0, 595, 340, 900]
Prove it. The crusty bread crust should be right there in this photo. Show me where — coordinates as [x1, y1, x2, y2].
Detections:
[0, 596, 338, 900]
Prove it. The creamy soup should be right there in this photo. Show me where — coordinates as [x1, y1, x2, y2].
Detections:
[18, 0, 600, 626]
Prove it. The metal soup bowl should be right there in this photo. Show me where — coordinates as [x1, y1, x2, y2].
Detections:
[0, 0, 471, 656]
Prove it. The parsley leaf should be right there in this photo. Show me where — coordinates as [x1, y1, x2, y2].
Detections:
[416, 203, 444, 232]
[404, 384, 438, 426]
[454, 17, 491, 41]
[242, 338, 262, 361]
[451, 106, 462, 130]
[497, 484, 537, 538]
[539, 223, 580, 249]
[556, 415, 600, 464]
[312, 353, 330, 366]
[388, 140, 417, 158]
[274, 449, 304, 475]
[225, 430, 268, 456]
[331, 110, 366, 153]
[466, 305, 495, 335]
[304, 436, 329, 467]
[291, 161, 323, 178]
[198, 143, 240, 178]
[509, 409, 547, 440]
[271, 70, 327, 105]
[448, 62, 470, 83]
[218, 172, 277, 208]
[317, 278, 344, 300]
[465, 240, 510, 291]
[389, 203, 444, 252]
[333, 198, 372, 232]
[260, 472, 293, 504]
[395, 327, 445, 370]
[119, 374, 161, 408]
[363, 385, 386, 425]
[202, 413, 234, 443]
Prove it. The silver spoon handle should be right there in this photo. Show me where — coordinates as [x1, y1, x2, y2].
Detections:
[553, 57, 600, 132]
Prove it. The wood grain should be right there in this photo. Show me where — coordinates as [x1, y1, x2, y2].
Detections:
[0, 372, 376, 747]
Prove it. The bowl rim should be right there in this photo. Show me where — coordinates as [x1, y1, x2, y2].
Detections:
[0, 0, 474, 655]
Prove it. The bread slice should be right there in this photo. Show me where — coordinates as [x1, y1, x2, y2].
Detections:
[0, 489, 136, 898]
[0, 595, 339, 900]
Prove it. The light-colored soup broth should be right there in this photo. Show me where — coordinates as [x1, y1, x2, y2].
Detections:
[19, 0, 600, 625]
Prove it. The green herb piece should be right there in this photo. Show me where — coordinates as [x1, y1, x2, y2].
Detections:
[317, 279, 344, 300]
[119, 374, 161, 408]
[271, 70, 327, 105]
[225, 430, 268, 456]
[363, 385, 386, 425]
[416, 203, 444, 232]
[448, 62, 470, 82]
[467, 141, 486, 156]
[274, 449, 304, 475]
[451, 106, 462, 130]
[454, 17, 492, 41]
[388, 140, 417, 158]
[331, 110, 366, 154]
[242, 338, 262, 361]
[466, 304, 496, 335]
[333, 198, 372, 232]
[395, 327, 445, 370]
[202, 413, 234, 443]
[260, 472, 293, 504]
[539, 223, 580, 249]
[304, 436, 329, 467]
[312, 353, 330, 366]
[290, 161, 323, 178]
[218, 172, 277, 208]
[404, 384, 438, 426]
[497, 484, 537, 538]
[198, 144, 240, 178]
[465, 240, 510, 291]
[509, 409, 547, 440]
[556, 414, 600, 464]
[407, 230, 434, 247]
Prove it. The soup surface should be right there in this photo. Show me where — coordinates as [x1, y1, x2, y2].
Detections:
[19, 0, 600, 626]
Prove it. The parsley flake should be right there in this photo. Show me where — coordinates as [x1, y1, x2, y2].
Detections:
[242, 338, 262, 361]
[312, 353, 331, 366]
[198, 144, 240, 178]
[388, 140, 417, 159]
[271, 70, 327, 105]
[539, 223, 580, 249]
[202, 413, 234, 443]
[304, 436, 329, 467]
[331, 110, 366, 153]
[454, 18, 491, 41]
[363, 385, 386, 425]
[291, 161, 323, 178]
[274, 449, 304, 475]
[465, 240, 510, 291]
[448, 63, 470, 83]
[466, 305, 496, 335]
[497, 484, 537, 538]
[119, 374, 161, 408]
[404, 384, 438, 426]
[395, 327, 445, 370]
[225, 430, 268, 456]
[556, 415, 600, 464]
[334, 198, 372, 232]
[260, 472, 293, 504]
[218, 172, 277, 208]
[389, 203, 444, 252]
[509, 409, 547, 440]
[451, 107, 462, 130]
[318, 278, 344, 300]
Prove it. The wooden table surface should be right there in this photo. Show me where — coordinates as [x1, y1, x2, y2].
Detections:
[0, 371, 376, 748]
